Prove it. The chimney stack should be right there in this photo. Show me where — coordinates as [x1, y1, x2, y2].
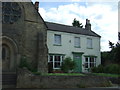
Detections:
[35, 1, 39, 11]
[85, 19, 91, 30]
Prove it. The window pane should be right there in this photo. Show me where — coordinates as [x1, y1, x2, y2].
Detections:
[90, 57, 94, 62]
[85, 57, 88, 62]
[85, 63, 88, 68]
[3, 8, 11, 14]
[52, 55, 63, 69]
[90, 63, 94, 67]
[54, 62, 60, 68]
[87, 38, 92, 48]
[55, 56, 60, 61]
[74, 37, 80, 47]
[49, 56, 53, 62]
[54, 34, 61, 45]
[4, 15, 10, 23]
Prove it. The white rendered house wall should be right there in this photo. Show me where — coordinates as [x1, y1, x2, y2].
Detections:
[47, 30, 101, 72]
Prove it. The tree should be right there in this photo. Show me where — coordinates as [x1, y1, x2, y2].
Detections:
[109, 41, 114, 49]
[110, 42, 120, 64]
[101, 41, 120, 65]
[72, 18, 83, 28]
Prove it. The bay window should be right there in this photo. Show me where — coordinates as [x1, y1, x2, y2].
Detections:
[85, 56, 96, 71]
[48, 55, 64, 69]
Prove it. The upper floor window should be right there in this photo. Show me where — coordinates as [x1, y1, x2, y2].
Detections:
[74, 37, 80, 48]
[87, 38, 92, 49]
[54, 34, 61, 45]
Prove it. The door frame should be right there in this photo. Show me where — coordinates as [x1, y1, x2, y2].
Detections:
[2, 36, 18, 72]
[72, 52, 84, 72]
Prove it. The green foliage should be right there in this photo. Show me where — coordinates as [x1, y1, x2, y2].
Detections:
[101, 51, 111, 65]
[72, 18, 83, 28]
[104, 64, 120, 74]
[48, 62, 53, 73]
[109, 41, 114, 49]
[91, 64, 120, 74]
[19, 56, 28, 68]
[101, 41, 120, 65]
[61, 57, 76, 73]
[46, 73, 85, 76]
[19, 56, 37, 72]
[32, 72, 42, 75]
[93, 73, 120, 77]
[91, 65, 104, 73]
[110, 43, 120, 64]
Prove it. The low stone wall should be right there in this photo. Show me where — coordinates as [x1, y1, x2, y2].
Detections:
[16, 68, 111, 88]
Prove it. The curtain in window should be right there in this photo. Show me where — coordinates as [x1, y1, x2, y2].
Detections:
[54, 35, 61, 45]
[87, 38, 92, 48]
[74, 37, 80, 47]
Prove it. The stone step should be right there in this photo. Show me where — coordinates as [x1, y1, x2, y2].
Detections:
[2, 73, 17, 88]
[2, 74, 17, 85]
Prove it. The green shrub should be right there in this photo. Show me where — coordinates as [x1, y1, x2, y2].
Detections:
[61, 57, 76, 73]
[91, 65, 104, 73]
[104, 64, 120, 74]
[19, 56, 28, 68]
[48, 62, 53, 73]
[19, 56, 37, 72]
[91, 64, 120, 74]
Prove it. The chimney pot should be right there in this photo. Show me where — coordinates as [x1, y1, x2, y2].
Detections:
[85, 19, 91, 30]
[35, 1, 39, 11]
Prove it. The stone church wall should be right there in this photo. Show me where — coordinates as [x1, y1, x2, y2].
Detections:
[2, 2, 48, 73]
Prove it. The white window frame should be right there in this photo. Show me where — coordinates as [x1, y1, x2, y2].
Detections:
[74, 37, 80, 48]
[87, 38, 92, 49]
[84, 57, 96, 71]
[48, 55, 64, 69]
[54, 34, 61, 45]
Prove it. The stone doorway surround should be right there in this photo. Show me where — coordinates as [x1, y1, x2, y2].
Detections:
[2, 36, 18, 72]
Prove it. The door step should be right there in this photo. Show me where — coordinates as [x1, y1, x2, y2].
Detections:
[2, 72, 17, 89]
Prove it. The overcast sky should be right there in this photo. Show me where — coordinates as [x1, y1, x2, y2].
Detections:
[32, 0, 119, 51]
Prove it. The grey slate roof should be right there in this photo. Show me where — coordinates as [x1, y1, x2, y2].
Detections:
[45, 21, 101, 37]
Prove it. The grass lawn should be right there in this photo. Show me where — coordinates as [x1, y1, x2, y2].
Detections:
[46, 73, 85, 76]
[33, 72, 85, 76]
[33, 72, 119, 77]
[93, 73, 120, 77]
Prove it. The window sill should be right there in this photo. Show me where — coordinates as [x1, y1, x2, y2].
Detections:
[74, 46, 81, 48]
[53, 44, 62, 46]
[87, 47, 93, 49]
[53, 68, 61, 70]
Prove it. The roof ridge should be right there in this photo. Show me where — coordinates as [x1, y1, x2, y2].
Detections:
[45, 21, 85, 29]
[45, 21, 101, 37]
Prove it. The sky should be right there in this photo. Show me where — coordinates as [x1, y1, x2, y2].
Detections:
[32, 0, 119, 51]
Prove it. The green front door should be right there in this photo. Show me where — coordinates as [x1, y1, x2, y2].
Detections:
[73, 53, 82, 72]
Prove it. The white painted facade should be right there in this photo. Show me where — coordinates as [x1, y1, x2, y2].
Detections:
[47, 30, 101, 72]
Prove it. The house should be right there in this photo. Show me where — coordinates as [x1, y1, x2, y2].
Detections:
[46, 20, 101, 73]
